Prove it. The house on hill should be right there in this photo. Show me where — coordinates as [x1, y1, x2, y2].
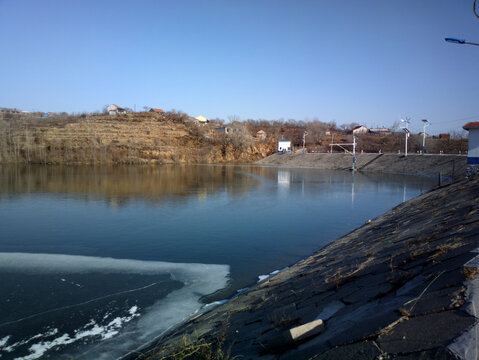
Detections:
[107, 104, 127, 115]
[195, 115, 208, 123]
[463, 122, 479, 166]
[149, 108, 164, 113]
[256, 130, 266, 140]
[352, 125, 369, 136]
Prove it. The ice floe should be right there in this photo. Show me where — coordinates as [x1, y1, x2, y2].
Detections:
[0, 252, 229, 360]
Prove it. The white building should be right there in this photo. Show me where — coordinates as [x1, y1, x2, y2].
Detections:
[195, 115, 208, 123]
[256, 130, 266, 139]
[278, 139, 292, 153]
[463, 122, 479, 165]
[352, 125, 369, 136]
[107, 104, 127, 115]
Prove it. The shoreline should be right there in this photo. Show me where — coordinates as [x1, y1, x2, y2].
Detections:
[256, 152, 467, 179]
[129, 163, 479, 359]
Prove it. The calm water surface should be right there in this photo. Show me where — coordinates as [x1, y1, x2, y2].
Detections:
[0, 165, 436, 359]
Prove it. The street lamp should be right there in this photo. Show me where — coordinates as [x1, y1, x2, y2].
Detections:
[401, 118, 410, 157]
[421, 119, 430, 155]
[445, 37, 479, 46]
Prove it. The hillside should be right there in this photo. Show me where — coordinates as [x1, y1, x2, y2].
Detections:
[0, 112, 275, 165]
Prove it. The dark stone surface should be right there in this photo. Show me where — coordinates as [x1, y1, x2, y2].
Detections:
[391, 348, 461, 359]
[378, 311, 475, 354]
[404, 285, 465, 316]
[306, 341, 381, 360]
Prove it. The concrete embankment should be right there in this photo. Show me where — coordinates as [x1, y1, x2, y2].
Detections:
[257, 153, 467, 178]
[133, 175, 479, 360]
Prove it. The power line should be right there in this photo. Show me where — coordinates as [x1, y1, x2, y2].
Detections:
[429, 115, 479, 125]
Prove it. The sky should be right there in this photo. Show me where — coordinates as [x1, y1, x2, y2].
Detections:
[0, 0, 478, 134]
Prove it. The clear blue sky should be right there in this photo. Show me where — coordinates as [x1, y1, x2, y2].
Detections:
[0, 0, 478, 134]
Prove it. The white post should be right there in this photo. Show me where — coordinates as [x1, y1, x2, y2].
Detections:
[405, 121, 408, 157]
[352, 136, 356, 171]
[401, 118, 410, 157]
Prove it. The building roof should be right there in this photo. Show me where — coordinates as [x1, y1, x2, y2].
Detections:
[195, 115, 208, 122]
[463, 122, 479, 130]
[150, 108, 164, 113]
[352, 125, 368, 130]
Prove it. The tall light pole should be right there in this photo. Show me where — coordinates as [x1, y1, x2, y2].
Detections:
[401, 118, 410, 157]
[421, 119, 430, 155]
[445, 37, 479, 46]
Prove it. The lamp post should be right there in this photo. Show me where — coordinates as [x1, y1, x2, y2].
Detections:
[421, 119, 430, 155]
[445, 37, 479, 46]
[401, 118, 410, 157]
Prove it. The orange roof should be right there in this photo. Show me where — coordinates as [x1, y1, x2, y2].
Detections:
[463, 122, 479, 130]
[150, 108, 164, 113]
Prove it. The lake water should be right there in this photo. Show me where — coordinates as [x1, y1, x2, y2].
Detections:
[0, 165, 436, 359]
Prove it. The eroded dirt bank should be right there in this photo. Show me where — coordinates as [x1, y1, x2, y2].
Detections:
[131, 175, 479, 360]
[257, 153, 467, 178]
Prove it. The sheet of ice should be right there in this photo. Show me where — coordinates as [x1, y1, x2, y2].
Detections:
[448, 253, 479, 359]
[0, 252, 230, 360]
[0, 252, 228, 278]
[257, 266, 289, 283]
[203, 300, 228, 310]
[0, 337, 10, 347]
[258, 274, 270, 282]
[448, 322, 479, 360]
[4, 307, 141, 360]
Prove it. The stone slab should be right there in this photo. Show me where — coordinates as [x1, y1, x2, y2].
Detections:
[378, 310, 475, 354]
[289, 319, 325, 341]
[307, 340, 381, 360]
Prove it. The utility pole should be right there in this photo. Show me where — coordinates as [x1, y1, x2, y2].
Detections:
[421, 119, 430, 155]
[401, 118, 410, 156]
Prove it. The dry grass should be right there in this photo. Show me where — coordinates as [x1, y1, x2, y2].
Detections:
[0, 113, 274, 165]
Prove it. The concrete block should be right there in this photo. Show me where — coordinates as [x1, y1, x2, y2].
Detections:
[289, 319, 325, 341]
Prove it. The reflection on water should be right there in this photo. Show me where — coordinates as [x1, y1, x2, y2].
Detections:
[0, 164, 437, 360]
[0, 165, 425, 208]
[0, 165, 259, 207]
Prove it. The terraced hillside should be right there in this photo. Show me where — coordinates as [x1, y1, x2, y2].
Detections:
[0, 112, 275, 164]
